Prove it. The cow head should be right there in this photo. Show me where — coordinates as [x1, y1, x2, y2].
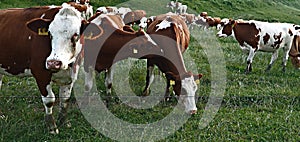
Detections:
[27, 4, 94, 71]
[290, 35, 300, 69]
[166, 72, 203, 114]
[130, 28, 162, 56]
[217, 19, 236, 38]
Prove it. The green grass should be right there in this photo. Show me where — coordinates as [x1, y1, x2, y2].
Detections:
[1, 0, 300, 141]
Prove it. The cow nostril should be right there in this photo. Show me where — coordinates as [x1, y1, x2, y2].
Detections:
[190, 110, 197, 115]
[47, 60, 62, 70]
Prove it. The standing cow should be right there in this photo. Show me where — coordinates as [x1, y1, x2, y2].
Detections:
[17, 4, 92, 134]
[142, 14, 202, 114]
[217, 19, 299, 73]
[82, 13, 163, 98]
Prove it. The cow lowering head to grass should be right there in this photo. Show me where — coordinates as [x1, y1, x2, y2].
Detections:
[217, 19, 297, 73]
[142, 13, 203, 114]
[289, 35, 300, 69]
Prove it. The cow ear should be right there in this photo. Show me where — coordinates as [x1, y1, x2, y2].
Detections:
[165, 72, 180, 81]
[26, 18, 52, 36]
[193, 74, 203, 85]
[123, 25, 135, 33]
[81, 21, 103, 40]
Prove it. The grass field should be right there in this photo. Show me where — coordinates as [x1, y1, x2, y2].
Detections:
[0, 0, 300, 141]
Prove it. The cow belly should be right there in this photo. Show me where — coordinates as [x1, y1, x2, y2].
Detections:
[0, 65, 32, 77]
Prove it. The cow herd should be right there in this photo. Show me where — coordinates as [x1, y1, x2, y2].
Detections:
[0, 0, 300, 134]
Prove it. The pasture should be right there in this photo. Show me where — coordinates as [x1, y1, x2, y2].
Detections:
[0, 0, 300, 141]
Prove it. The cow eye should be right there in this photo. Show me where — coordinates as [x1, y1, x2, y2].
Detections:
[71, 33, 80, 48]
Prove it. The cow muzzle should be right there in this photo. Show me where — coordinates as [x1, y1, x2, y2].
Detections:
[46, 60, 62, 71]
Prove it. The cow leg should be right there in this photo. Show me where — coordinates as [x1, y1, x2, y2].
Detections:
[164, 79, 171, 101]
[105, 67, 114, 95]
[142, 63, 155, 96]
[81, 67, 95, 108]
[266, 50, 279, 72]
[42, 84, 58, 134]
[0, 74, 3, 89]
[245, 48, 256, 74]
[57, 84, 73, 128]
[282, 46, 292, 72]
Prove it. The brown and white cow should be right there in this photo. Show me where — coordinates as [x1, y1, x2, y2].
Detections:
[217, 19, 299, 73]
[142, 14, 202, 114]
[25, 4, 94, 134]
[0, 6, 62, 134]
[82, 13, 163, 98]
[67, 1, 93, 19]
[123, 10, 147, 26]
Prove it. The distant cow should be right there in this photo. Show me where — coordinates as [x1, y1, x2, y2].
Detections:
[180, 13, 196, 29]
[67, 1, 93, 19]
[123, 10, 147, 26]
[117, 7, 132, 19]
[176, 4, 187, 14]
[217, 19, 299, 73]
[139, 16, 156, 29]
[143, 14, 202, 114]
[82, 13, 163, 98]
[195, 15, 221, 29]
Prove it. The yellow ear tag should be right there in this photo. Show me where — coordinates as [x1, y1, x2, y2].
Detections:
[84, 32, 94, 40]
[195, 79, 200, 85]
[170, 80, 175, 86]
[133, 48, 138, 54]
[38, 28, 48, 36]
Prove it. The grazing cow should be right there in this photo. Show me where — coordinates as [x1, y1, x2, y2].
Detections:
[176, 4, 187, 14]
[139, 16, 156, 29]
[166, 1, 176, 11]
[67, 1, 93, 19]
[117, 7, 132, 19]
[96, 6, 118, 14]
[217, 19, 298, 73]
[180, 13, 196, 29]
[123, 10, 147, 26]
[142, 14, 202, 114]
[289, 35, 300, 68]
[195, 15, 221, 30]
[82, 13, 163, 98]
[26, 4, 95, 134]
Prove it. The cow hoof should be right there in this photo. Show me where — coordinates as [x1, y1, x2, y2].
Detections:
[66, 121, 72, 128]
[49, 128, 59, 134]
[142, 90, 150, 96]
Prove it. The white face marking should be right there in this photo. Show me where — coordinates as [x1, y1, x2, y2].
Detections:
[180, 76, 198, 113]
[139, 17, 148, 28]
[47, 5, 83, 70]
[155, 19, 172, 32]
